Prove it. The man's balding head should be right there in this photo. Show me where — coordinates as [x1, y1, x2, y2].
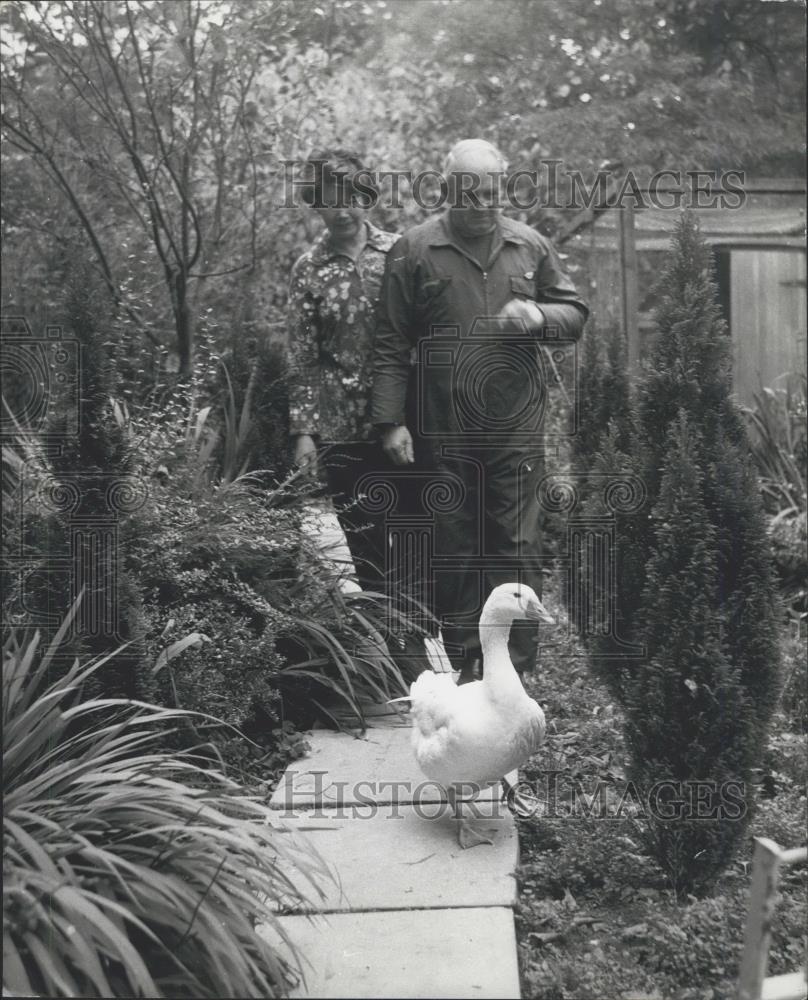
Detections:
[443, 139, 507, 179]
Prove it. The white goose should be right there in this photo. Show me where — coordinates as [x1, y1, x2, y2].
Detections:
[394, 583, 553, 849]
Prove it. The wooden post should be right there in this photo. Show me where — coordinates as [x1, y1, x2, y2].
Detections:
[739, 838, 784, 1000]
[619, 203, 639, 372]
[738, 839, 808, 1000]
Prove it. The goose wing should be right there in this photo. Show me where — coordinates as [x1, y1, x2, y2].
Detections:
[510, 698, 546, 761]
[408, 670, 458, 738]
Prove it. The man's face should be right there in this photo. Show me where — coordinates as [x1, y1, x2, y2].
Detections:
[316, 178, 367, 243]
[449, 169, 505, 236]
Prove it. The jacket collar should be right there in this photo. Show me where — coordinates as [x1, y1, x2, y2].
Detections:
[428, 212, 528, 249]
[309, 222, 391, 265]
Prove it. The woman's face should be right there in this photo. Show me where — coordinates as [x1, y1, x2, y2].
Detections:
[316, 178, 367, 244]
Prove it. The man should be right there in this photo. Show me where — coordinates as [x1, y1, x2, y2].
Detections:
[287, 147, 399, 592]
[372, 139, 588, 683]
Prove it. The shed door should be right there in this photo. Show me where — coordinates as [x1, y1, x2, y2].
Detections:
[730, 249, 807, 407]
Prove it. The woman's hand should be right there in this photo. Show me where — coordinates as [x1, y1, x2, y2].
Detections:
[292, 434, 318, 475]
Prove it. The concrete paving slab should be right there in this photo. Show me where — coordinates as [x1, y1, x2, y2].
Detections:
[270, 729, 426, 808]
[314, 714, 411, 733]
[270, 728, 516, 810]
[259, 906, 521, 999]
[325, 702, 411, 728]
[272, 805, 518, 913]
[364, 712, 414, 728]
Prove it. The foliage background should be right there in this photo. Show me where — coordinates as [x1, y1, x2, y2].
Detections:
[1, 4, 805, 998]
[2, 0, 805, 372]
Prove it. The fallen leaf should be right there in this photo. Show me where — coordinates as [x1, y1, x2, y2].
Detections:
[621, 922, 649, 938]
[528, 931, 564, 944]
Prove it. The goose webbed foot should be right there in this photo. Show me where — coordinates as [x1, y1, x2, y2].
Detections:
[501, 776, 541, 818]
[457, 818, 495, 849]
[448, 785, 494, 850]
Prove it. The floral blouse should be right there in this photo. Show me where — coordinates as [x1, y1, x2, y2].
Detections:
[287, 222, 398, 442]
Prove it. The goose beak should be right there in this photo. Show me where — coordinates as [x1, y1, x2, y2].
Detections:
[524, 599, 555, 624]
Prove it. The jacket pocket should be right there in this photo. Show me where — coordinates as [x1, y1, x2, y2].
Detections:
[510, 274, 536, 298]
[418, 276, 452, 304]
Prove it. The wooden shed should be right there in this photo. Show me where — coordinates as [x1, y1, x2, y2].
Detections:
[581, 181, 806, 407]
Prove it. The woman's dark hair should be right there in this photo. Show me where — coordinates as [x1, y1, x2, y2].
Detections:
[300, 146, 378, 208]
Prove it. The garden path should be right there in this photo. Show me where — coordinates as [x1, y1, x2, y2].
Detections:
[261, 702, 523, 999]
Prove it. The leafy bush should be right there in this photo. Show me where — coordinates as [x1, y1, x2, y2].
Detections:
[638, 876, 805, 986]
[216, 336, 291, 482]
[742, 375, 807, 622]
[7, 314, 413, 769]
[121, 379, 412, 753]
[640, 893, 746, 981]
[768, 511, 808, 620]
[743, 374, 807, 519]
[518, 816, 657, 903]
[2, 616, 331, 999]
[778, 630, 808, 734]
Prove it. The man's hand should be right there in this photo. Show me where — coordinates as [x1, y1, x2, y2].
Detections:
[381, 425, 415, 465]
[501, 298, 545, 333]
[292, 434, 318, 475]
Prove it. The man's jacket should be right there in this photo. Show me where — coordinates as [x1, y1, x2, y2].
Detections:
[371, 213, 589, 436]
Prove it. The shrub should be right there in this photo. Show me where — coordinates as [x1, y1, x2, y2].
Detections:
[216, 335, 291, 482]
[743, 374, 807, 519]
[640, 878, 805, 986]
[641, 893, 746, 982]
[778, 629, 807, 733]
[585, 214, 781, 896]
[768, 510, 808, 620]
[622, 415, 753, 893]
[12, 257, 152, 703]
[573, 321, 633, 477]
[741, 374, 807, 622]
[517, 816, 657, 902]
[7, 303, 413, 772]
[2, 616, 332, 999]
[126, 421, 411, 754]
[561, 322, 634, 616]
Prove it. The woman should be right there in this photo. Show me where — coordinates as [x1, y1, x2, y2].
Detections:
[287, 147, 400, 594]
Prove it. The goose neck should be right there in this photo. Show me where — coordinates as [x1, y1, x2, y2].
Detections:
[480, 621, 519, 684]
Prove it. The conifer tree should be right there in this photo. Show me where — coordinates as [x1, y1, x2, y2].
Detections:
[574, 324, 605, 472]
[47, 255, 150, 702]
[573, 322, 633, 477]
[584, 214, 780, 895]
[623, 413, 749, 894]
[581, 426, 646, 703]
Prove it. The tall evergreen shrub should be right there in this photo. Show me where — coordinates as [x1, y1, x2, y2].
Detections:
[47, 257, 150, 701]
[585, 214, 780, 895]
[573, 321, 633, 477]
[566, 322, 634, 622]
